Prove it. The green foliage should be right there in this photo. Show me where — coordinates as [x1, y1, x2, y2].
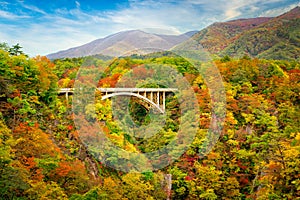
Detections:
[9, 43, 25, 56]
[220, 55, 231, 62]
[0, 42, 10, 52]
[0, 115, 30, 199]
[1, 44, 300, 199]
[25, 181, 68, 200]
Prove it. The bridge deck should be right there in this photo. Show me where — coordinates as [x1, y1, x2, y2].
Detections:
[59, 88, 178, 93]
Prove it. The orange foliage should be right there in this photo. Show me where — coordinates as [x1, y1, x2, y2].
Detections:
[13, 122, 61, 158]
[56, 161, 72, 177]
[23, 157, 44, 182]
[34, 56, 57, 91]
[98, 73, 121, 87]
[23, 157, 36, 171]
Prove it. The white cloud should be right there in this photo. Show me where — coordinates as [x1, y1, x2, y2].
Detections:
[21, 4, 46, 14]
[105, 1, 208, 33]
[259, 2, 300, 17]
[184, 0, 292, 20]
[224, 9, 242, 20]
[0, 9, 29, 19]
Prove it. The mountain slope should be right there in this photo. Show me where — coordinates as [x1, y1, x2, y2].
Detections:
[47, 30, 195, 59]
[193, 6, 300, 60]
[194, 17, 273, 53]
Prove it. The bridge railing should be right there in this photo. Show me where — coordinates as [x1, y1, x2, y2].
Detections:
[58, 88, 178, 94]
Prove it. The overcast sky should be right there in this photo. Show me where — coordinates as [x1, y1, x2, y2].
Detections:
[0, 0, 299, 56]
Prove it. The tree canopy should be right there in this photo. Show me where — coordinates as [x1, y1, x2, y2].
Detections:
[0, 44, 299, 199]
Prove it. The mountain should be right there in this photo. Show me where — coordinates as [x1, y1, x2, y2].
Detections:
[48, 7, 299, 61]
[193, 17, 273, 53]
[47, 30, 197, 59]
[193, 6, 300, 60]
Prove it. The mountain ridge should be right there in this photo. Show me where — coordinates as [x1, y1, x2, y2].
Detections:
[47, 7, 300, 60]
[47, 30, 197, 59]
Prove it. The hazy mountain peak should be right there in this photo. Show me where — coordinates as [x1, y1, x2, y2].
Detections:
[47, 30, 195, 59]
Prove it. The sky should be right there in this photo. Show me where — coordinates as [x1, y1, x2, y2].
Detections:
[0, 0, 299, 56]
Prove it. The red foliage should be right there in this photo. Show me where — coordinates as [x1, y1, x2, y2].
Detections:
[24, 157, 37, 171]
[98, 73, 121, 87]
[288, 69, 300, 74]
[23, 157, 44, 182]
[132, 67, 154, 79]
[237, 160, 248, 170]
[239, 176, 249, 185]
[192, 85, 200, 93]
[67, 125, 73, 131]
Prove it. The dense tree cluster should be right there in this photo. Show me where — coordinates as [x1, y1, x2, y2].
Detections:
[0, 44, 299, 199]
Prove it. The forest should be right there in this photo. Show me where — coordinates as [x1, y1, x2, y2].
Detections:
[0, 43, 300, 199]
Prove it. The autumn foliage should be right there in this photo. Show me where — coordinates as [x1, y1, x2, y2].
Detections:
[0, 44, 299, 199]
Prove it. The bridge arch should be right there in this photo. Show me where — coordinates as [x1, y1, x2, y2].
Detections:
[101, 92, 164, 113]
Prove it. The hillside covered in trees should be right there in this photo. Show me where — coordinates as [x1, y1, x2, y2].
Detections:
[0, 41, 299, 199]
[193, 6, 300, 60]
